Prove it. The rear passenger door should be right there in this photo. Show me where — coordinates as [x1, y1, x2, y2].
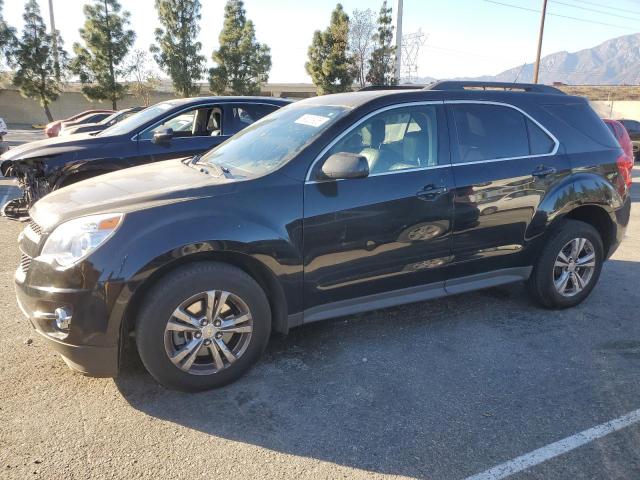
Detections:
[446, 101, 570, 278]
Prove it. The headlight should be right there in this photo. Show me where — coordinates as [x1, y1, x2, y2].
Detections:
[38, 213, 124, 267]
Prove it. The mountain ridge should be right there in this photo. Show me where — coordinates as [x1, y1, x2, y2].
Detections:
[408, 33, 640, 85]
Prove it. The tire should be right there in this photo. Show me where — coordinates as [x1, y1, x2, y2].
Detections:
[135, 262, 271, 392]
[528, 219, 604, 309]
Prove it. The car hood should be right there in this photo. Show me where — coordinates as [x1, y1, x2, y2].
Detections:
[30, 158, 240, 231]
[0, 132, 108, 162]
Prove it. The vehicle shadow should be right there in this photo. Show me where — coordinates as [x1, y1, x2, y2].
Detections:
[115, 258, 640, 479]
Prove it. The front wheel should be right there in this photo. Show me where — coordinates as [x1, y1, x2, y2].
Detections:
[135, 262, 271, 391]
[528, 219, 604, 309]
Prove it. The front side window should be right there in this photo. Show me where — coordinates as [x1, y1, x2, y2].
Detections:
[320, 105, 439, 176]
[451, 103, 556, 163]
[139, 106, 222, 140]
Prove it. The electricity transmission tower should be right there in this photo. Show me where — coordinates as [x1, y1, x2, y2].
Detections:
[400, 30, 426, 83]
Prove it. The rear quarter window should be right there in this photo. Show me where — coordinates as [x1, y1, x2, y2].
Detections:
[543, 103, 618, 148]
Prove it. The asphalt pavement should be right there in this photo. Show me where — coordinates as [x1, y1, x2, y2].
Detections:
[0, 130, 639, 479]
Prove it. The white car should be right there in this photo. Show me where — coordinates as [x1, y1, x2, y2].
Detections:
[0, 118, 8, 155]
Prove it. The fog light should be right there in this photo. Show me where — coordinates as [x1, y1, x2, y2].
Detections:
[54, 307, 72, 331]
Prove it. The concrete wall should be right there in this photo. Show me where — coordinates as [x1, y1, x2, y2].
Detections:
[0, 89, 175, 125]
[3, 87, 640, 126]
[590, 101, 640, 121]
[0, 84, 319, 125]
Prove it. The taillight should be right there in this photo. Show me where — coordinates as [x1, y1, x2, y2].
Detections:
[616, 153, 633, 191]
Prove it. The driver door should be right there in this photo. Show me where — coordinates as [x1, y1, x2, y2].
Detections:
[136, 104, 228, 164]
[302, 103, 455, 319]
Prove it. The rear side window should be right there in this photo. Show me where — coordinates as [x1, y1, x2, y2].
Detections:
[225, 104, 279, 135]
[526, 118, 555, 155]
[452, 104, 555, 163]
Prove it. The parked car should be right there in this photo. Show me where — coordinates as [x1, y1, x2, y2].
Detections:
[0, 117, 8, 155]
[59, 111, 117, 133]
[604, 119, 634, 189]
[1, 96, 291, 218]
[616, 119, 640, 161]
[59, 107, 144, 136]
[14, 82, 631, 391]
[44, 109, 115, 138]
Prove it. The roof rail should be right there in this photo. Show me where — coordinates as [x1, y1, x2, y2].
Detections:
[425, 81, 565, 95]
[359, 85, 427, 91]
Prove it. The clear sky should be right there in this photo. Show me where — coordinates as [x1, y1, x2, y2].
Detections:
[3, 0, 640, 82]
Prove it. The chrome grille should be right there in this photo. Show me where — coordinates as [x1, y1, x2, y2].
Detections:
[28, 220, 43, 236]
[19, 254, 32, 273]
[23, 220, 44, 244]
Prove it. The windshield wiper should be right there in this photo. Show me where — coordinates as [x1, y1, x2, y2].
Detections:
[190, 155, 233, 177]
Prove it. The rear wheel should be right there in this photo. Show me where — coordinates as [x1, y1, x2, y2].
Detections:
[135, 262, 271, 391]
[528, 219, 603, 309]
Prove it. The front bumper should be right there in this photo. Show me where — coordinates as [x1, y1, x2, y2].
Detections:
[15, 265, 120, 377]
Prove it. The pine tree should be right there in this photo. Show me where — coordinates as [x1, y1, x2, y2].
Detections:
[0, 0, 17, 66]
[10, 0, 67, 122]
[367, 0, 397, 86]
[70, 0, 135, 109]
[209, 0, 271, 95]
[151, 0, 205, 97]
[306, 4, 354, 95]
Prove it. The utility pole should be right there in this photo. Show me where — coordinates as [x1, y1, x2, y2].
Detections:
[48, 0, 60, 80]
[394, 0, 403, 82]
[533, 0, 548, 84]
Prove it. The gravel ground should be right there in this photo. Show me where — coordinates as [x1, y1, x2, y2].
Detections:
[0, 130, 639, 479]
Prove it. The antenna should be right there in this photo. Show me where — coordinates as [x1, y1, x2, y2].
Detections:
[400, 29, 426, 83]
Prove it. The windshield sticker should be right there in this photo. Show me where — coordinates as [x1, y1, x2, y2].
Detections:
[294, 114, 331, 128]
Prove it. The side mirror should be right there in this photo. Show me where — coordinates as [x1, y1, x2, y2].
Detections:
[153, 128, 174, 144]
[319, 152, 370, 180]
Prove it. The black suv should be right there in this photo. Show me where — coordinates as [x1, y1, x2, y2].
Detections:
[14, 82, 632, 391]
[1, 96, 290, 218]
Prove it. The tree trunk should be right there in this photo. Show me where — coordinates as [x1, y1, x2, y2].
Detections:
[112, 97, 117, 110]
[43, 102, 53, 122]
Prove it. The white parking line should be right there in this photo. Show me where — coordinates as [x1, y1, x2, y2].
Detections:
[464, 408, 640, 480]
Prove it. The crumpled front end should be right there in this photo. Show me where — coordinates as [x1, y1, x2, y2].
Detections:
[1, 158, 52, 220]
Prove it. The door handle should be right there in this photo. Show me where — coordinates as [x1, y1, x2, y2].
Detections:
[417, 185, 448, 201]
[531, 165, 557, 177]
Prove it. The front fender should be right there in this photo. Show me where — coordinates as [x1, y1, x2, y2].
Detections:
[98, 192, 303, 344]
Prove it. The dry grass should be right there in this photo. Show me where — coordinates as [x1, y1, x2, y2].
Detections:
[557, 85, 640, 101]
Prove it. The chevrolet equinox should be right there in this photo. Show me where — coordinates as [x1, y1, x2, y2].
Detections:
[14, 82, 632, 391]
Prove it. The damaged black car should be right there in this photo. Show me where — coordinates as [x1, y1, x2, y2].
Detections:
[0, 96, 290, 219]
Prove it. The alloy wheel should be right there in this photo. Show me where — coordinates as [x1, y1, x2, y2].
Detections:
[163, 290, 253, 375]
[552, 237, 596, 297]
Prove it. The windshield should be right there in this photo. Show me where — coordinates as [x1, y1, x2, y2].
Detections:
[98, 111, 122, 125]
[100, 103, 174, 136]
[200, 104, 349, 177]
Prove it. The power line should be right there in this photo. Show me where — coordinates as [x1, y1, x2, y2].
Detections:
[483, 0, 639, 30]
[556, 0, 640, 16]
[550, 0, 640, 21]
